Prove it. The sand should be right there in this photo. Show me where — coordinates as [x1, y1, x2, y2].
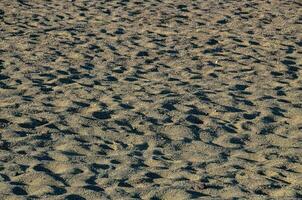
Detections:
[0, 0, 301, 199]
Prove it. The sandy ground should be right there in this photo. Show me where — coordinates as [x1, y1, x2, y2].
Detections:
[0, 0, 301, 199]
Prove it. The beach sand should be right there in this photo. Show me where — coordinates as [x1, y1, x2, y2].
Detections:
[0, 0, 301, 199]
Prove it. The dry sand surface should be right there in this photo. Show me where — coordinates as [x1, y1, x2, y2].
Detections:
[0, 0, 302, 199]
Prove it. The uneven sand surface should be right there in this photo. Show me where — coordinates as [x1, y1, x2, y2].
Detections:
[0, 0, 302, 199]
